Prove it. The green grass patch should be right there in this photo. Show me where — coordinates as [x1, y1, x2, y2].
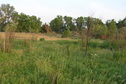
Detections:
[0, 39, 126, 84]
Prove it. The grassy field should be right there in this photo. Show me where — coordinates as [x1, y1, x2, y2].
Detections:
[0, 38, 126, 84]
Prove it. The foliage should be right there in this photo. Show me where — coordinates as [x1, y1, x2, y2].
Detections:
[64, 16, 76, 31]
[17, 13, 30, 32]
[117, 18, 126, 29]
[50, 15, 63, 33]
[39, 38, 45, 41]
[29, 16, 42, 33]
[99, 39, 126, 52]
[62, 26, 71, 38]
[76, 16, 84, 30]
[0, 40, 126, 84]
[0, 3, 126, 84]
[106, 19, 117, 37]
[89, 41, 99, 48]
[0, 4, 16, 32]
[17, 13, 42, 33]
[92, 24, 108, 38]
[0, 22, 17, 53]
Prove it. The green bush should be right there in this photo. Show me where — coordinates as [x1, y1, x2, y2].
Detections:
[99, 40, 119, 50]
[39, 38, 45, 41]
[89, 41, 99, 48]
[62, 26, 71, 38]
[62, 30, 71, 38]
[99, 40, 110, 49]
[55, 40, 78, 46]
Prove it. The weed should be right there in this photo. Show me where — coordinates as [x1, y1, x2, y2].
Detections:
[0, 40, 126, 84]
[0, 22, 17, 53]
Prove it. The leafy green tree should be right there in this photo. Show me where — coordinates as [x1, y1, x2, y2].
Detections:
[64, 16, 75, 31]
[117, 20, 124, 29]
[11, 12, 19, 23]
[29, 16, 42, 33]
[17, 13, 42, 32]
[64, 16, 72, 26]
[0, 4, 16, 31]
[76, 16, 84, 30]
[123, 18, 126, 27]
[117, 18, 126, 29]
[106, 19, 117, 36]
[93, 24, 107, 38]
[50, 15, 63, 33]
[92, 18, 107, 38]
[17, 13, 30, 32]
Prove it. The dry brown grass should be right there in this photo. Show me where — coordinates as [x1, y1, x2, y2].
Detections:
[0, 32, 74, 41]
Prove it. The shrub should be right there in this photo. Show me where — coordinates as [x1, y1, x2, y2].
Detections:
[99, 40, 110, 49]
[99, 40, 119, 50]
[89, 41, 99, 48]
[62, 26, 71, 38]
[40, 38, 45, 41]
[100, 39, 126, 51]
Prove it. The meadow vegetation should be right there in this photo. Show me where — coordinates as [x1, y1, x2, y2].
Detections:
[0, 4, 126, 84]
[0, 39, 126, 84]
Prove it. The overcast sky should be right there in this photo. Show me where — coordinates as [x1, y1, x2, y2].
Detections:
[0, 0, 126, 23]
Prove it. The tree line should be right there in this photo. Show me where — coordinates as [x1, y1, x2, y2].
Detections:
[0, 4, 126, 39]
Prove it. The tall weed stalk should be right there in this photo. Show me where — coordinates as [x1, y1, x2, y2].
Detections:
[0, 22, 17, 53]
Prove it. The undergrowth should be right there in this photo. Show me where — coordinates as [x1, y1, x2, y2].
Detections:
[0, 40, 126, 84]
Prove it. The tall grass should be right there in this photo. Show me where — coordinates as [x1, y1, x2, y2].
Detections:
[0, 40, 126, 84]
[0, 22, 17, 53]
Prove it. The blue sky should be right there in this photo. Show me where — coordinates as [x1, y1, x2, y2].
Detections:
[0, 0, 126, 23]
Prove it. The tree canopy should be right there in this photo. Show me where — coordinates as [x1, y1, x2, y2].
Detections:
[0, 4, 16, 31]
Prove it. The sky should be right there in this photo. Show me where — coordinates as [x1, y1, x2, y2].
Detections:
[0, 0, 126, 23]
